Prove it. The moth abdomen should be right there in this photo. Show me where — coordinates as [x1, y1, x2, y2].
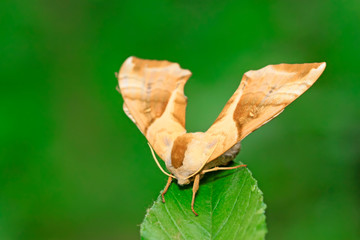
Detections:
[203, 142, 241, 170]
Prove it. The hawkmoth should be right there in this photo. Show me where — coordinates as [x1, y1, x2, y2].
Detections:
[116, 56, 325, 215]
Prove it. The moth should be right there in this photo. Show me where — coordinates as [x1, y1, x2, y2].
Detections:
[116, 56, 326, 215]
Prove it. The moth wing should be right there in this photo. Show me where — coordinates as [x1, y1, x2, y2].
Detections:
[206, 62, 326, 161]
[117, 57, 191, 161]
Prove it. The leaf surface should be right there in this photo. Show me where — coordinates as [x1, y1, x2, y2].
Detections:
[141, 163, 267, 240]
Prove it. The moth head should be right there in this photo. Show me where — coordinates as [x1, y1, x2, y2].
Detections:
[166, 133, 218, 185]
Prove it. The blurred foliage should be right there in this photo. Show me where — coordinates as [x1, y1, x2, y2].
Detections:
[1, 0, 359, 239]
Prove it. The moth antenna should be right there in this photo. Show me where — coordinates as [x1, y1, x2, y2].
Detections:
[115, 85, 121, 93]
[147, 143, 175, 178]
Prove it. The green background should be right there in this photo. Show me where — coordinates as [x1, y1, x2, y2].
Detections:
[1, 0, 360, 239]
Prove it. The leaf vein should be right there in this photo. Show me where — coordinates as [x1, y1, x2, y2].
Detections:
[233, 181, 254, 239]
[213, 173, 249, 239]
[164, 198, 188, 240]
[213, 173, 237, 212]
[153, 210, 173, 240]
[170, 190, 210, 236]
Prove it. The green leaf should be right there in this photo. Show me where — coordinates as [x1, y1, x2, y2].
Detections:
[140, 163, 267, 240]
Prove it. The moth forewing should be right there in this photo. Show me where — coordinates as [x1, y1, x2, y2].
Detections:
[117, 56, 191, 162]
[206, 62, 326, 162]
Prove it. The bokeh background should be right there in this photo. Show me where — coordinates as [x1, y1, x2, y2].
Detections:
[1, 0, 360, 239]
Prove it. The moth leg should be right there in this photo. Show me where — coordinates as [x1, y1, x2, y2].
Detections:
[161, 176, 173, 203]
[201, 164, 247, 174]
[191, 174, 200, 216]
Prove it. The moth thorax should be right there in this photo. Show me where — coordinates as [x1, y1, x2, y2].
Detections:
[167, 132, 218, 183]
[170, 134, 193, 169]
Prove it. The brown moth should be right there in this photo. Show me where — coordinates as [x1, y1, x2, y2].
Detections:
[116, 56, 326, 215]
